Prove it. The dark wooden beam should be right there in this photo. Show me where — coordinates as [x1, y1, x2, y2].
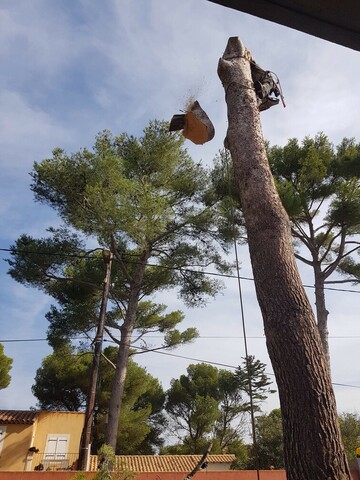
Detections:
[207, 0, 360, 51]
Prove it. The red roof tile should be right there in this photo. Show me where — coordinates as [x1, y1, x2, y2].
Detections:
[0, 410, 38, 424]
[89, 455, 236, 472]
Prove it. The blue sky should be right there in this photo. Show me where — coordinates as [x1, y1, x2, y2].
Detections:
[1, 0, 360, 414]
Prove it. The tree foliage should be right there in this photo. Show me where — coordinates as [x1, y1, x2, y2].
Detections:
[166, 363, 220, 452]
[247, 409, 284, 470]
[32, 344, 89, 411]
[267, 134, 360, 363]
[247, 409, 360, 468]
[32, 345, 165, 454]
[213, 135, 360, 367]
[164, 357, 274, 458]
[339, 412, 360, 460]
[0, 344, 13, 390]
[7, 120, 232, 448]
[234, 355, 275, 411]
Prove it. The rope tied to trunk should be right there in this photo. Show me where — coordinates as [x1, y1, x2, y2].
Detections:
[225, 81, 255, 99]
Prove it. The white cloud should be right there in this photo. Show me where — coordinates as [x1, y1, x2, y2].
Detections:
[0, 90, 71, 172]
[0, 282, 52, 409]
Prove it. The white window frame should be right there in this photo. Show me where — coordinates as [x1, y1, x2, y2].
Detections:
[44, 433, 69, 459]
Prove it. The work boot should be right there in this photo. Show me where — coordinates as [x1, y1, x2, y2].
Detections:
[259, 97, 280, 111]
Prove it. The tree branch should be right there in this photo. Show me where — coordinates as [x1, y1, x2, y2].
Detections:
[323, 229, 347, 279]
[294, 253, 314, 266]
[110, 234, 133, 283]
[324, 279, 359, 284]
[340, 245, 360, 259]
[101, 352, 116, 369]
[291, 226, 313, 253]
[318, 227, 342, 264]
[104, 327, 121, 346]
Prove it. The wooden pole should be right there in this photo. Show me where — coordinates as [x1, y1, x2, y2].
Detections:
[78, 249, 113, 470]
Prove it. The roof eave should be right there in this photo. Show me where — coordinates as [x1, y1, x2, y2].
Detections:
[207, 0, 360, 52]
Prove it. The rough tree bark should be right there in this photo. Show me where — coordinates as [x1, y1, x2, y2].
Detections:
[104, 316, 135, 449]
[104, 251, 149, 449]
[314, 265, 331, 365]
[218, 37, 350, 480]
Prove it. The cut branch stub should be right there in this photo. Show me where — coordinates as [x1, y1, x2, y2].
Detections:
[169, 100, 215, 145]
[218, 37, 283, 112]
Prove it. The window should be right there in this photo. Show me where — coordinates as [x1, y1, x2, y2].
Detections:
[44, 434, 69, 460]
[42, 434, 70, 470]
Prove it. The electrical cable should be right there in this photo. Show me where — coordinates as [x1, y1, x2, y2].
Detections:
[3, 334, 360, 342]
[1, 247, 360, 294]
[1, 335, 360, 389]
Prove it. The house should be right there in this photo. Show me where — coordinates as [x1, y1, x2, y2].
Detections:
[0, 410, 85, 471]
[88, 454, 236, 472]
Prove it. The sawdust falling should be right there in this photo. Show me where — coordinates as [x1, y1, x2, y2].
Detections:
[185, 96, 196, 112]
[181, 79, 206, 112]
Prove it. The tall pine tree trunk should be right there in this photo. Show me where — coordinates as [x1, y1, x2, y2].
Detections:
[104, 256, 148, 449]
[314, 266, 330, 364]
[104, 316, 135, 449]
[218, 37, 350, 480]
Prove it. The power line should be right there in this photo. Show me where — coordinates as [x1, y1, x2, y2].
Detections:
[2, 334, 360, 343]
[0, 247, 254, 281]
[131, 344, 240, 370]
[332, 382, 360, 389]
[3, 252, 358, 390]
[1, 247, 360, 294]
[2, 251, 360, 390]
[0, 247, 99, 259]
[1, 336, 360, 390]
[123, 344, 360, 390]
[0, 338, 51, 343]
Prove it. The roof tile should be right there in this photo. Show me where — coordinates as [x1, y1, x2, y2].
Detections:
[89, 455, 235, 472]
[0, 410, 38, 425]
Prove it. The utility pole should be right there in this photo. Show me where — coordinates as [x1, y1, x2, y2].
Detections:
[78, 249, 113, 470]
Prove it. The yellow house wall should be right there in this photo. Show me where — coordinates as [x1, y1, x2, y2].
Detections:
[33, 412, 85, 454]
[1, 412, 85, 472]
[0, 424, 33, 471]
